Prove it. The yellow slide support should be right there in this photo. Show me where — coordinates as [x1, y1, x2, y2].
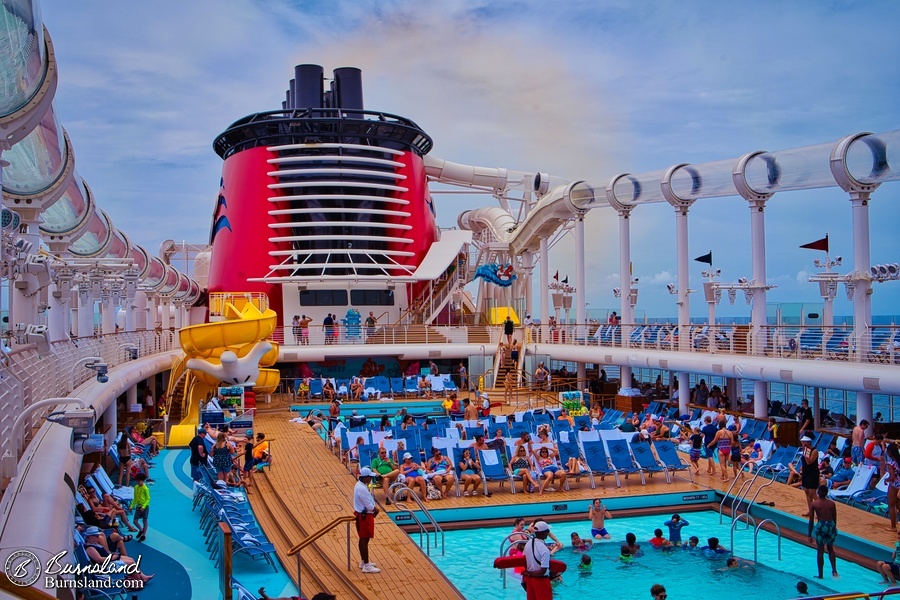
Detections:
[168, 299, 281, 446]
[488, 306, 520, 325]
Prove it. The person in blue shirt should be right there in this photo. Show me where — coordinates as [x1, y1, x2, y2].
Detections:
[826, 457, 856, 490]
[700, 536, 729, 558]
[663, 513, 690, 546]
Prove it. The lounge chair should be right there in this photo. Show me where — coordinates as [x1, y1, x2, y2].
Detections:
[653, 439, 694, 483]
[629, 440, 668, 482]
[847, 473, 889, 512]
[557, 441, 588, 487]
[477, 448, 515, 494]
[581, 440, 617, 488]
[828, 464, 876, 502]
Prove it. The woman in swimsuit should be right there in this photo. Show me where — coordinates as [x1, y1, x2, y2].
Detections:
[708, 426, 732, 481]
[457, 448, 482, 496]
[533, 446, 567, 495]
[730, 430, 744, 478]
[399, 452, 429, 501]
[426, 448, 455, 498]
[509, 445, 539, 493]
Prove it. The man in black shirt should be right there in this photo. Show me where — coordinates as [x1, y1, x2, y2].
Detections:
[797, 398, 814, 441]
[700, 416, 719, 476]
[188, 428, 208, 481]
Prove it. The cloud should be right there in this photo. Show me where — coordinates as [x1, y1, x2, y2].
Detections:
[33, 0, 900, 318]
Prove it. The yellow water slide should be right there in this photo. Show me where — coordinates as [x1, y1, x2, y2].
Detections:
[168, 300, 281, 445]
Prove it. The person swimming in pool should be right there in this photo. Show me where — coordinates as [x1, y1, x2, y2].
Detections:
[578, 554, 592, 573]
[624, 532, 643, 557]
[589, 499, 612, 539]
[616, 545, 634, 564]
[570, 532, 593, 551]
[701, 536, 729, 558]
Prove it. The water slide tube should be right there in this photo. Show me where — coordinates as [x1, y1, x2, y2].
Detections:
[171, 302, 281, 445]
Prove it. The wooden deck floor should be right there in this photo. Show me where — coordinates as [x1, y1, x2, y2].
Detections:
[247, 412, 465, 600]
[249, 407, 893, 598]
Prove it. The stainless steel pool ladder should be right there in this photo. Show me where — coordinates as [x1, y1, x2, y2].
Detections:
[730, 514, 782, 562]
[388, 482, 445, 556]
[498, 533, 530, 588]
[719, 464, 778, 524]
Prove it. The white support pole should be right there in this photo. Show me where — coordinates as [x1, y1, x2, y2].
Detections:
[77, 294, 95, 338]
[674, 208, 690, 352]
[124, 296, 135, 332]
[126, 385, 138, 418]
[134, 291, 148, 330]
[850, 191, 874, 433]
[47, 283, 67, 342]
[749, 199, 769, 419]
[173, 302, 184, 330]
[678, 372, 690, 416]
[102, 398, 117, 447]
[574, 217, 586, 381]
[618, 208, 633, 388]
[539, 236, 549, 341]
[100, 299, 115, 334]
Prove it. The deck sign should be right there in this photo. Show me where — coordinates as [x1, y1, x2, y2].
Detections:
[395, 514, 412, 522]
[552, 504, 568, 511]
[682, 493, 709, 502]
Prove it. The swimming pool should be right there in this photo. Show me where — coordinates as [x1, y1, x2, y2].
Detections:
[427, 511, 879, 599]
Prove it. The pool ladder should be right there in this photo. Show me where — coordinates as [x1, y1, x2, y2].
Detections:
[721, 465, 782, 562]
[388, 482, 444, 556]
[497, 533, 530, 589]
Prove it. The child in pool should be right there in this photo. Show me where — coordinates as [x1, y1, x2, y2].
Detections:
[570, 532, 593, 551]
[616, 545, 634, 564]
[578, 554, 592, 573]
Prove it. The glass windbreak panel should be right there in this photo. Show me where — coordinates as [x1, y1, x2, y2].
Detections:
[2, 107, 66, 194]
[0, 3, 44, 116]
[349, 289, 394, 306]
[299, 289, 348, 306]
[40, 175, 88, 234]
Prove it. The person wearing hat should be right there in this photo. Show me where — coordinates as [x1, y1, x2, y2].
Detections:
[523, 520, 553, 600]
[523, 313, 533, 344]
[743, 442, 765, 472]
[399, 451, 429, 500]
[188, 427, 209, 481]
[481, 391, 492, 416]
[799, 435, 820, 517]
[83, 525, 155, 584]
[827, 457, 856, 490]
[353, 467, 381, 573]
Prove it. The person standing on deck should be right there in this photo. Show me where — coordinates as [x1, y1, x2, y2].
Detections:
[353, 467, 381, 573]
[524, 314, 533, 344]
[365, 311, 377, 339]
[503, 315, 515, 345]
[808, 484, 839, 579]
[800, 436, 820, 517]
[458, 361, 469, 392]
[797, 398, 814, 441]
[851, 420, 869, 465]
[328, 397, 341, 434]
[523, 521, 553, 600]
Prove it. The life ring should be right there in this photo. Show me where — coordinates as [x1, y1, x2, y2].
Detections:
[788, 338, 797, 351]
[493, 555, 568, 574]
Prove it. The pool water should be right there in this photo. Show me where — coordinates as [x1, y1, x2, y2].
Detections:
[426, 511, 880, 599]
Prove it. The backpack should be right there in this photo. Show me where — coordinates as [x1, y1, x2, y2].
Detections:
[425, 479, 443, 500]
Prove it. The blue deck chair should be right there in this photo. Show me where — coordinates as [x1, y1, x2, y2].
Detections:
[478, 448, 515, 494]
[404, 376, 419, 397]
[573, 415, 591, 430]
[418, 428, 439, 456]
[653, 439, 694, 483]
[532, 412, 551, 428]
[824, 329, 850, 359]
[308, 378, 323, 399]
[486, 421, 510, 438]
[814, 432, 835, 453]
[389, 377, 405, 397]
[508, 421, 531, 438]
[465, 425, 486, 440]
[606, 439, 645, 485]
[581, 440, 617, 487]
[336, 378, 350, 399]
[430, 416, 450, 429]
[442, 374, 459, 393]
[799, 327, 824, 357]
[629, 440, 668, 482]
[557, 441, 587, 488]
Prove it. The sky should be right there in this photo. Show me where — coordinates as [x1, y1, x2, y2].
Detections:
[39, 0, 900, 320]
